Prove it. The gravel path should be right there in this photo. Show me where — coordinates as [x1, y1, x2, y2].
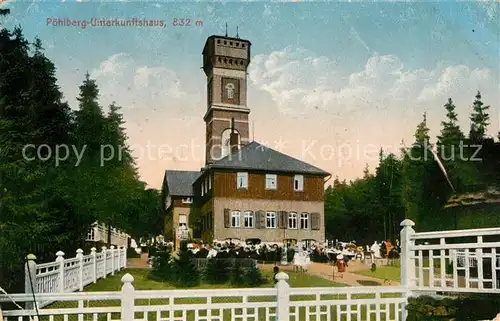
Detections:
[259, 261, 400, 287]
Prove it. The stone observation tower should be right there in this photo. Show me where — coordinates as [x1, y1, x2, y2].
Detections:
[202, 33, 252, 164]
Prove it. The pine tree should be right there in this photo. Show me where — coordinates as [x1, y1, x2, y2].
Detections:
[437, 98, 464, 149]
[150, 246, 175, 282]
[75, 73, 105, 161]
[229, 259, 245, 286]
[362, 164, 371, 179]
[174, 241, 199, 287]
[469, 91, 490, 142]
[203, 257, 230, 284]
[244, 263, 265, 286]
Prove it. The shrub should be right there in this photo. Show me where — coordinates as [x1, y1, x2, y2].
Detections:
[148, 248, 175, 283]
[174, 241, 199, 287]
[127, 247, 141, 259]
[229, 259, 245, 286]
[244, 262, 265, 287]
[406, 294, 500, 321]
[203, 257, 230, 284]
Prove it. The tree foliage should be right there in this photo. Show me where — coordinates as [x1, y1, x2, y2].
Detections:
[325, 95, 499, 240]
[0, 26, 160, 292]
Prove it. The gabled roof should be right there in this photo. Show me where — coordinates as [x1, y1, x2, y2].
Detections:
[208, 141, 330, 176]
[164, 170, 201, 196]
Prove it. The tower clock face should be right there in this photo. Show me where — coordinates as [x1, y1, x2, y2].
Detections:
[222, 78, 240, 105]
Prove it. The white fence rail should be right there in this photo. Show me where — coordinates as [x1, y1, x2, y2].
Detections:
[0, 220, 499, 321]
[25, 246, 127, 308]
[400, 219, 500, 294]
[1, 272, 407, 321]
[86, 222, 129, 248]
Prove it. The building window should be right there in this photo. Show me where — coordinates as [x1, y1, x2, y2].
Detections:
[208, 175, 212, 190]
[182, 197, 192, 204]
[300, 213, 309, 229]
[288, 212, 297, 229]
[231, 210, 240, 228]
[243, 211, 254, 228]
[179, 214, 187, 227]
[265, 174, 277, 190]
[294, 175, 304, 191]
[237, 172, 248, 189]
[266, 212, 277, 228]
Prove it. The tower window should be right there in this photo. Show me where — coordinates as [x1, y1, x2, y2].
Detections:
[224, 58, 227, 63]
[225, 83, 235, 99]
[229, 59, 232, 64]
[240, 60, 243, 65]
[224, 41, 227, 45]
[217, 40, 220, 44]
[236, 43, 239, 46]
[242, 44, 245, 48]
[218, 57, 221, 62]
[230, 41, 233, 45]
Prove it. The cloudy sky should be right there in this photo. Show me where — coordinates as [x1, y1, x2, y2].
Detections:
[2, 1, 499, 188]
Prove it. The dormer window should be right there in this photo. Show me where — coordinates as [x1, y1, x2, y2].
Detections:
[294, 175, 304, 191]
[265, 174, 277, 190]
[237, 172, 248, 189]
[182, 197, 192, 204]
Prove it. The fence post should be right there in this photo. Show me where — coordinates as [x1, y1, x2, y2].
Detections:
[76, 248, 84, 291]
[91, 247, 97, 283]
[120, 273, 135, 321]
[110, 245, 116, 275]
[102, 246, 107, 278]
[275, 272, 290, 321]
[55, 251, 65, 292]
[121, 246, 127, 269]
[24, 254, 37, 310]
[400, 219, 416, 321]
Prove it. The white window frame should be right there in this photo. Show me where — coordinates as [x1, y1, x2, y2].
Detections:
[266, 211, 277, 228]
[294, 175, 304, 191]
[288, 212, 297, 229]
[265, 174, 277, 190]
[179, 214, 187, 227]
[237, 172, 248, 189]
[182, 197, 192, 204]
[243, 211, 254, 228]
[231, 210, 241, 228]
[300, 212, 309, 229]
[208, 174, 212, 190]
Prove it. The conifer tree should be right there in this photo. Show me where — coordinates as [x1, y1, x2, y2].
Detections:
[229, 259, 245, 286]
[244, 263, 265, 286]
[174, 241, 199, 287]
[469, 91, 490, 141]
[437, 98, 464, 149]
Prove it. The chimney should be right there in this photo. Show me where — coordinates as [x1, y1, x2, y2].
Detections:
[230, 118, 239, 154]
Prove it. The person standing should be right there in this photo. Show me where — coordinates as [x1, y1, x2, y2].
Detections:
[336, 255, 347, 278]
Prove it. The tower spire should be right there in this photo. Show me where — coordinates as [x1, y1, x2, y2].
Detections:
[225, 22, 228, 37]
[236, 26, 239, 38]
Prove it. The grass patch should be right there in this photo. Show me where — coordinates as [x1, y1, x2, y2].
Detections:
[356, 266, 401, 282]
[79, 268, 343, 291]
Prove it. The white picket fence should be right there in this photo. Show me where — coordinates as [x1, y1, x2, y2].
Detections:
[401, 219, 500, 295]
[24, 246, 127, 308]
[86, 222, 130, 248]
[0, 219, 499, 321]
[1, 273, 408, 321]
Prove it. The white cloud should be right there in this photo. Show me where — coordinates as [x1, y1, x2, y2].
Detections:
[248, 48, 498, 124]
[90, 53, 187, 110]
